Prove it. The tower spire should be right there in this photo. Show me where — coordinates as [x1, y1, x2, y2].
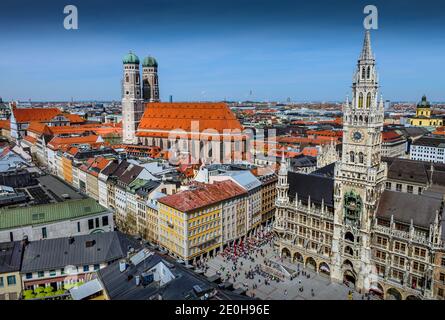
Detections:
[359, 30, 374, 61]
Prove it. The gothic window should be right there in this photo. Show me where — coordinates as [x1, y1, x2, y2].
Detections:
[361, 67, 366, 79]
[358, 93, 363, 108]
[359, 152, 364, 164]
[125, 74, 129, 82]
[366, 93, 371, 108]
[136, 75, 140, 84]
[345, 232, 354, 242]
[350, 151, 355, 163]
[367, 66, 371, 79]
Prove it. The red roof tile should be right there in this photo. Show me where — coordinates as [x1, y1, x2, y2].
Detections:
[137, 102, 243, 134]
[13, 108, 61, 122]
[159, 180, 246, 212]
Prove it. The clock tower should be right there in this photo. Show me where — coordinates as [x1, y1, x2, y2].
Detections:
[331, 30, 387, 292]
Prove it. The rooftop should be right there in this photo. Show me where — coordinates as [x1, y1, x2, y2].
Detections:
[159, 180, 246, 213]
[376, 189, 443, 228]
[0, 241, 23, 274]
[21, 231, 141, 273]
[137, 102, 243, 135]
[12, 107, 62, 123]
[0, 197, 107, 231]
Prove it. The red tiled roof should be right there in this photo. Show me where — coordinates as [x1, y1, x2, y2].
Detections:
[13, 108, 61, 122]
[159, 180, 247, 213]
[0, 120, 10, 130]
[137, 103, 243, 134]
[23, 135, 37, 144]
[27, 121, 52, 135]
[382, 131, 403, 142]
[63, 113, 85, 123]
[47, 135, 101, 150]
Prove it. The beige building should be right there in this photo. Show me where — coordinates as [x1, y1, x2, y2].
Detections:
[0, 242, 23, 300]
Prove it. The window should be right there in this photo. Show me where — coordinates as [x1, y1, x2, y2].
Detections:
[439, 288, 444, 298]
[95, 218, 99, 228]
[358, 93, 363, 108]
[441, 257, 445, 267]
[83, 265, 90, 272]
[77, 222, 81, 233]
[396, 184, 402, 192]
[393, 256, 405, 268]
[94, 264, 100, 271]
[7, 275, 16, 285]
[38, 271, 44, 278]
[49, 270, 56, 277]
[0, 277, 3, 288]
[385, 182, 391, 190]
[413, 261, 425, 273]
[88, 219, 94, 230]
[440, 273, 445, 283]
[376, 264, 385, 276]
[42, 227, 47, 239]
[407, 185, 413, 194]
[350, 151, 355, 163]
[394, 241, 406, 253]
[26, 273, 33, 279]
[359, 152, 364, 164]
[366, 66, 371, 79]
[366, 93, 371, 108]
[391, 269, 404, 282]
[376, 236, 388, 247]
[102, 216, 109, 226]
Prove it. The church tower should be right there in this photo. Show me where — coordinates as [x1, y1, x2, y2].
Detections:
[142, 56, 160, 102]
[331, 31, 387, 291]
[122, 51, 145, 144]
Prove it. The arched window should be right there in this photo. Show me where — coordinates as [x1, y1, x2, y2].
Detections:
[367, 66, 371, 79]
[366, 93, 371, 108]
[361, 67, 366, 79]
[358, 93, 363, 108]
[359, 152, 364, 164]
[345, 232, 354, 242]
[125, 74, 129, 82]
[350, 151, 355, 163]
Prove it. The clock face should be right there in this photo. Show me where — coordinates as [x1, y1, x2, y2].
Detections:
[352, 131, 363, 142]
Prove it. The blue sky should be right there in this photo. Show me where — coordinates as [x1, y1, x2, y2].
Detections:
[0, 0, 444, 102]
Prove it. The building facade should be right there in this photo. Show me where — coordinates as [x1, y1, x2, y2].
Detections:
[410, 137, 445, 163]
[273, 30, 445, 300]
[409, 95, 443, 127]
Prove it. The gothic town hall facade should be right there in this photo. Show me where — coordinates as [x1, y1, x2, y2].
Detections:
[274, 31, 445, 300]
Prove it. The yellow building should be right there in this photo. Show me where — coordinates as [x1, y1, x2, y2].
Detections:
[410, 95, 443, 127]
[0, 242, 23, 300]
[158, 181, 247, 263]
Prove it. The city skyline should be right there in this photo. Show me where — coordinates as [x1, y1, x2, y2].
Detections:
[0, 0, 444, 102]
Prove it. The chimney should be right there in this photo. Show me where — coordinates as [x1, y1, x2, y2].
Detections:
[22, 235, 29, 247]
[119, 259, 127, 272]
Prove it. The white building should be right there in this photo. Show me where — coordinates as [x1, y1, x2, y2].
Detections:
[410, 137, 445, 163]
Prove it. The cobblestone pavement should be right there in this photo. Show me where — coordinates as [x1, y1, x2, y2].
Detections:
[204, 240, 376, 300]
